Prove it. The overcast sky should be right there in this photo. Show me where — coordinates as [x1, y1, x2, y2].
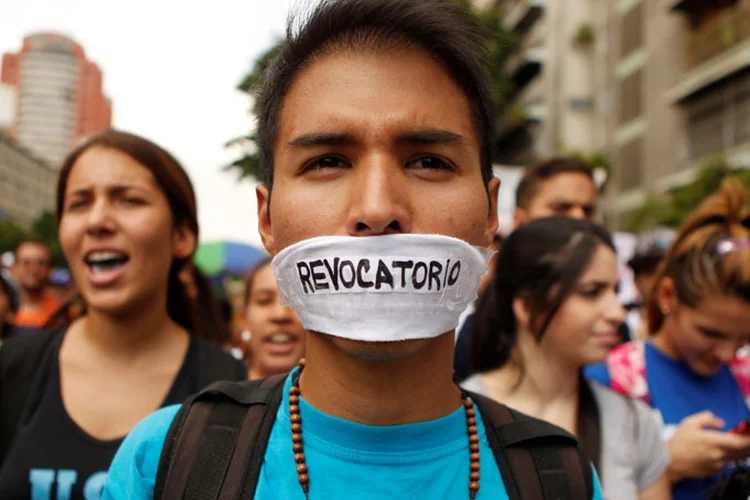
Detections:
[0, 0, 299, 247]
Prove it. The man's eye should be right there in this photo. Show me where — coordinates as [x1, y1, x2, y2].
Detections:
[407, 156, 454, 171]
[302, 156, 349, 172]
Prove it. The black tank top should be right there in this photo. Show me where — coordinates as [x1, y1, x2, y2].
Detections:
[0, 333, 198, 500]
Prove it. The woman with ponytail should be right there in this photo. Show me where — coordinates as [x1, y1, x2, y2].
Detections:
[587, 178, 750, 500]
[0, 130, 247, 500]
[463, 216, 671, 500]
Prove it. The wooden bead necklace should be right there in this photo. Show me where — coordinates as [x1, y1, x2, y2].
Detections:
[289, 359, 481, 499]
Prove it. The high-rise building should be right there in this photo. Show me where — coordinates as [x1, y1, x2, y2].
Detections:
[490, 0, 610, 167]
[602, 0, 750, 228]
[1, 33, 112, 168]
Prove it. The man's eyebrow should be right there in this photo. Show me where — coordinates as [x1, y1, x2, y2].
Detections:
[287, 129, 469, 148]
[395, 129, 468, 146]
[288, 133, 357, 148]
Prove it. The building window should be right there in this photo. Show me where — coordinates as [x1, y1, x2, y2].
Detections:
[618, 70, 643, 125]
[685, 72, 750, 161]
[619, 3, 644, 59]
[617, 136, 643, 191]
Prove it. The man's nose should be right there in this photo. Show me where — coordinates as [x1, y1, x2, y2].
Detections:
[346, 155, 412, 236]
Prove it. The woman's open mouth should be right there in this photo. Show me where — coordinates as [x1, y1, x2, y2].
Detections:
[84, 250, 130, 287]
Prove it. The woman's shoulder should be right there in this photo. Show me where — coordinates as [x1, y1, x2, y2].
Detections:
[0, 328, 63, 370]
[588, 380, 662, 432]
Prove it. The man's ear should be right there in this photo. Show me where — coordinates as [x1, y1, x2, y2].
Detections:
[257, 185, 275, 255]
[484, 177, 500, 246]
[513, 207, 529, 230]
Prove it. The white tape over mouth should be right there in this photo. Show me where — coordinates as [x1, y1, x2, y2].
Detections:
[272, 234, 493, 342]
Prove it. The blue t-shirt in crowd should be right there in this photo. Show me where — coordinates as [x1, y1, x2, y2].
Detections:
[586, 342, 750, 500]
[104, 368, 604, 499]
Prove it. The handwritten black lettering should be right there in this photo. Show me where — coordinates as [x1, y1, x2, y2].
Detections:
[297, 262, 314, 294]
[375, 260, 395, 290]
[392, 260, 414, 288]
[340, 260, 356, 288]
[356, 259, 374, 288]
[412, 261, 428, 290]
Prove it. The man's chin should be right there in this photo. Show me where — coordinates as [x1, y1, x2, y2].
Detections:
[318, 333, 435, 362]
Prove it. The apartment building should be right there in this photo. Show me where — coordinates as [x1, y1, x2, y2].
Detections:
[1, 33, 112, 168]
[604, 0, 750, 228]
[492, 0, 610, 167]
[0, 132, 56, 228]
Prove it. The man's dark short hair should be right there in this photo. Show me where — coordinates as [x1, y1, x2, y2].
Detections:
[14, 238, 52, 261]
[515, 157, 595, 210]
[257, 0, 495, 190]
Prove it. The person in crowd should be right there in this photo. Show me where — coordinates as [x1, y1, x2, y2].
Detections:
[462, 216, 671, 500]
[454, 156, 599, 381]
[12, 239, 60, 331]
[0, 130, 247, 500]
[103, 1, 606, 499]
[512, 156, 598, 228]
[586, 178, 750, 500]
[0, 274, 18, 341]
[239, 258, 306, 379]
[623, 227, 677, 340]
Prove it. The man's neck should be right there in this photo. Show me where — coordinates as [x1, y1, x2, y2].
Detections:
[20, 288, 46, 310]
[298, 331, 462, 426]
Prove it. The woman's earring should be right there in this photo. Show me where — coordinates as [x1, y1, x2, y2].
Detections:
[241, 330, 252, 343]
[661, 305, 671, 315]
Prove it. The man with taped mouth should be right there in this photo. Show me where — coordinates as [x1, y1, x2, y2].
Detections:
[103, 1, 606, 498]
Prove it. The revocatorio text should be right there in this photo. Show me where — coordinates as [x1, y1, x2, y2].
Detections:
[296, 257, 462, 294]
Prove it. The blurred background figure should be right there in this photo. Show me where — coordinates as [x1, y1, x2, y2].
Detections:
[239, 258, 305, 380]
[624, 227, 677, 340]
[512, 157, 598, 228]
[463, 216, 670, 500]
[587, 179, 750, 500]
[0, 274, 18, 341]
[454, 156, 599, 381]
[11, 239, 60, 332]
[0, 130, 247, 500]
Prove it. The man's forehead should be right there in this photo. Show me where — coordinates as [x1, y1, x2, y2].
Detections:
[537, 173, 596, 200]
[277, 49, 476, 143]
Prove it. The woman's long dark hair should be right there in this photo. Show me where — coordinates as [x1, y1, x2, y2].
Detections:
[470, 216, 616, 472]
[56, 130, 203, 337]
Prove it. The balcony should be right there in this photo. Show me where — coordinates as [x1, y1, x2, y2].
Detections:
[506, 46, 544, 93]
[496, 102, 546, 142]
[686, 5, 750, 70]
[503, 0, 545, 34]
[668, 4, 750, 102]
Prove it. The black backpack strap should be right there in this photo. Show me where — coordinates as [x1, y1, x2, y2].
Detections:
[154, 374, 286, 500]
[470, 392, 594, 500]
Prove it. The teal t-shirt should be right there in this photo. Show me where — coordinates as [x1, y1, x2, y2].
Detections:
[103, 369, 604, 499]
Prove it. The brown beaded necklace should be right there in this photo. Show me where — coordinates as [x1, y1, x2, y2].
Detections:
[288, 359, 481, 499]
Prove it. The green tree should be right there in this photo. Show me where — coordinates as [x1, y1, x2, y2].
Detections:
[626, 157, 750, 233]
[0, 220, 27, 256]
[224, 2, 518, 182]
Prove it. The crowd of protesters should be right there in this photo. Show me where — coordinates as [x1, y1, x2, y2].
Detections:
[1, 0, 750, 499]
